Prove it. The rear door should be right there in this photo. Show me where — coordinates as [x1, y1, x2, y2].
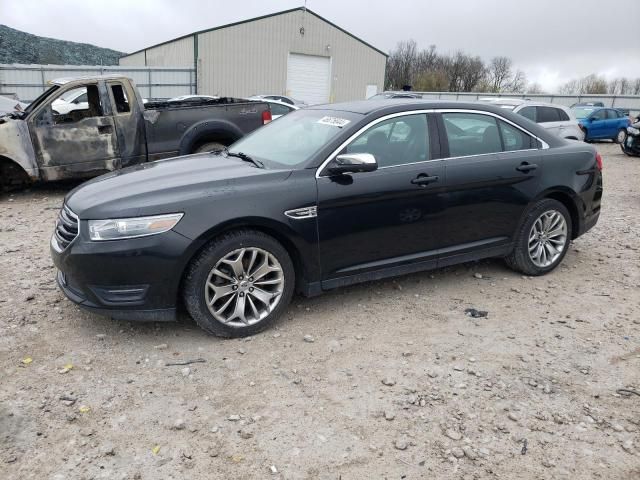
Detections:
[606, 109, 622, 138]
[29, 82, 120, 179]
[437, 111, 542, 259]
[106, 80, 147, 168]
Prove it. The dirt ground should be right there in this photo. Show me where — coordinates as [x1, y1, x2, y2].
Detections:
[1, 143, 638, 480]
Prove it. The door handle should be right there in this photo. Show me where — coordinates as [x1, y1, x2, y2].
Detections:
[411, 174, 439, 186]
[97, 125, 113, 134]
[516, 162, 538, 173]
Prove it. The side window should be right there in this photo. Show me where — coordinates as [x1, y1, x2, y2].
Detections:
[536, 106, 560, 123]
[499, 120, 534, 151]
[606, 109, 619, 119]
[442, 112, 501, 157]
[110, 84, 130, 114]
[591, 109, 606, 120]
[344, 114, 429, 167]
[557, 108, 570, 121]
[73, 92, 88, 104]
[51, 84, 103, 125]
[519, 106, 536, 122]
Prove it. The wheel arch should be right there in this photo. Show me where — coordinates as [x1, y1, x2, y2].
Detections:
[178, 120, 244, 155]
[537, 187, 581, 239]
[176, 217, 312, 301]
[0, 155, 32, 189]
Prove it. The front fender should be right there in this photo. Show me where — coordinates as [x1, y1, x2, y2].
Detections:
[0, 118, 39, 180]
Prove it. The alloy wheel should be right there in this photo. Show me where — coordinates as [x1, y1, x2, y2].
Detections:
[528, 210, 568, 268]
[205, 247, 284, 327]
[616, 130, 626, 144]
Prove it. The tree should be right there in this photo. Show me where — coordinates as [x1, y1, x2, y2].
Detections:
[384, 40, 418, 90]
[486, 56, 513, 92]
[526, 82, 545, 94]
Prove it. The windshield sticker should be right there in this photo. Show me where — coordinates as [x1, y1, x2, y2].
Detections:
[317, 116, 351, 128]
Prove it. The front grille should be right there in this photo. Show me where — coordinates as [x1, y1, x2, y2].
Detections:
[54, 205, 79, 251]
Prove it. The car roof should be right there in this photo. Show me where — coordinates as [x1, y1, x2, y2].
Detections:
[307, 99, 567, 147]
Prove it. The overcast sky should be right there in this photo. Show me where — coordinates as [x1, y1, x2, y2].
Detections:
[2, 0, 639, 92]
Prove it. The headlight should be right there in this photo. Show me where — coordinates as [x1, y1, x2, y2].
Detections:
[627, 126, 640, 135]
[88, 213, 183, 241]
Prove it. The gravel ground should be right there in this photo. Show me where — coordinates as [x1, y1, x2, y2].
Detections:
[1, 143, 638, 480]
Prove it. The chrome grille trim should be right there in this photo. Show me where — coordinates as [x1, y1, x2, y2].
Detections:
[52, 205, 79, 252]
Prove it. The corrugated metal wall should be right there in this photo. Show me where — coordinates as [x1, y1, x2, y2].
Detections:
[118, 10, 387, 102]
[145, 36, 194, 67]
[196, 10, 386, 101]
[118, 51, 146, 67]
[0, 64, 195, 102]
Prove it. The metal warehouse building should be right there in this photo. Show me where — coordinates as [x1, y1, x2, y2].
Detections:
[118, 7, 387, 104]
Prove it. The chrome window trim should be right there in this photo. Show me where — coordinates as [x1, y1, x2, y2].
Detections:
[316, 108, 548, 178]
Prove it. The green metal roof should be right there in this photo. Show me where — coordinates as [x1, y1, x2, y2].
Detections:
[120, 7, 388, 59]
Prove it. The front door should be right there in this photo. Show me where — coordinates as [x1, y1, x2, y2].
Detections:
[316, 113, 446, 286]
[106, 81, 147, 168]
[438, 111, 542, 256]
[29, 82, 120, 180]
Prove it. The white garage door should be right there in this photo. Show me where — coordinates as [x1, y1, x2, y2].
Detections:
[286, 53, 331, 105]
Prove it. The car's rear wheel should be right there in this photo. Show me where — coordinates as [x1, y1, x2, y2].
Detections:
[193, 142, 225, 154]
[614, 129, 627, 144]
[182, 230, 295, 337]
[505, 199, 572, 276]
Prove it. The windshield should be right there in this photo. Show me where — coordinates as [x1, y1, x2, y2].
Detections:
[573, 107, 595, 119]
[228, 109, 359, 168]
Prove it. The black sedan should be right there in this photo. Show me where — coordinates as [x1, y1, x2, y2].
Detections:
[51, 100, 603, 337]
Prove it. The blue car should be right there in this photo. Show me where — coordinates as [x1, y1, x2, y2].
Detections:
[573, 106, 630, 143]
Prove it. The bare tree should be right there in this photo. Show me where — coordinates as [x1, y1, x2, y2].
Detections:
[384, 40, 418, 90]
[486, 56, 513, 92]
[526, 82, 545, 94]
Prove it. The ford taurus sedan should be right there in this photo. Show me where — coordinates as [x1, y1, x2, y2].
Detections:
[51, 100, 603, 337]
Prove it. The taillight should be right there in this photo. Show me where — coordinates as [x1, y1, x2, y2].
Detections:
[262, 110, 272, 124]
[595, 152, 603, 171]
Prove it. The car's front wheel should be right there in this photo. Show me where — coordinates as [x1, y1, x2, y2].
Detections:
[505, 199, 572, 276]
[183, 230, 295, 337]
[614, 129, 627, 144]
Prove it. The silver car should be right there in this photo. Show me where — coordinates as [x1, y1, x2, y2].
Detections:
[480, 99, 585, 141]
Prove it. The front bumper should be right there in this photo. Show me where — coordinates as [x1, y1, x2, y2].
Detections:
[51, 228, 193, 322]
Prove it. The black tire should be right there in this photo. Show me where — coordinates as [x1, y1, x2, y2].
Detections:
[182, 230, 295, 337]
[505, 199, 572, 276]
[614, 129, 626, 144]
[193, 142, 225, 154]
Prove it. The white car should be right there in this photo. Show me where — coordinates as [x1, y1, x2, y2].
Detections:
[51, 87, 88, 114]
[167, 95, 219, 102]
[249, 98, 299, 120]
[249, 94, 308, 107]
[480, 98, 584, 141]
[0, 95, 28, 115]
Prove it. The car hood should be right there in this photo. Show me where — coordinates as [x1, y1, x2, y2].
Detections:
[66, 153, 292, 219]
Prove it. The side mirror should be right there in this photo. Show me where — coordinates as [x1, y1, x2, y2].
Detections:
[328, 153, 378, 175]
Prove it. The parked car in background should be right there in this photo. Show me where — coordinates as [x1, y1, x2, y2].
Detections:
[572, 106, 630, 143]
[0, 95, 28, 115]
[52, 87, 88, 114]
[0, 75, 272, 188]
[252, 99, 299, 119]
[168, 95, 219, 102]
[481, 99, 584, 140]
[51, 100, 602, 337]
[249, 94, 307, 107]
[620, 116, 640, 156]
[571, 101, 605, 108]
[368, 91, 423, 100]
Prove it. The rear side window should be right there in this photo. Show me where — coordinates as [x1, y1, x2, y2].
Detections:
[270, 103, 291, 116]
[557, 108, 570, 121]
[110, 84, 130, 114]
[519, 106, 536, 122]
[606, 109, 620, 119]
[442, 113, 501, 157]
[536, 106, 561, 123]
[499, 120, 534, 151]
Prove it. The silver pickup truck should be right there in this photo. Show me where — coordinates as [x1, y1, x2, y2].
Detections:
[0, 75, 272, 188]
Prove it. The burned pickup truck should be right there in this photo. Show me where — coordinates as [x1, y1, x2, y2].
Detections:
[0, 75, 272, 188]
